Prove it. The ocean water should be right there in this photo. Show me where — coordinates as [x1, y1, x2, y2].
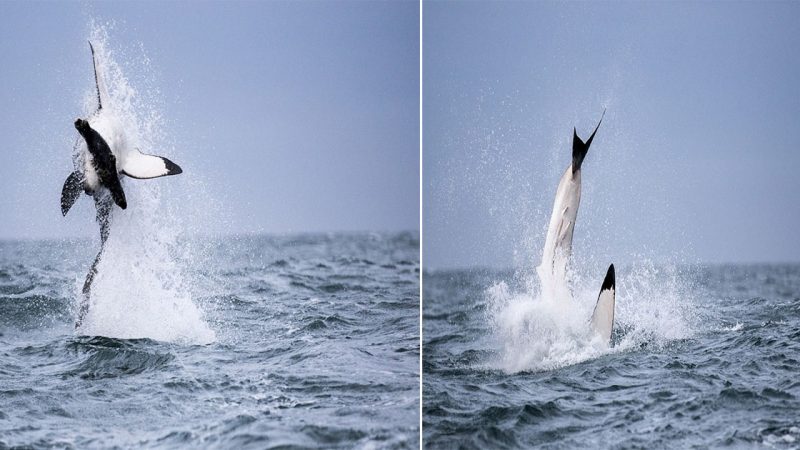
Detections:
[0, 232, 420, 448]
[423, 263, 800, 448]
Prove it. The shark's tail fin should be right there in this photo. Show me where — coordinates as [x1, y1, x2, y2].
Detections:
[590, 263, 615, 345]
[572, 109, 605, 173]
[88, 41, 108, 111]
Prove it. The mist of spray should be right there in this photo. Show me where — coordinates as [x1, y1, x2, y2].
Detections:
[486, 259, 696, 373]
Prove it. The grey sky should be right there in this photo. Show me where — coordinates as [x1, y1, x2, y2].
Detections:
[424, 1, 800, 269]
[0, 1, 419, 239]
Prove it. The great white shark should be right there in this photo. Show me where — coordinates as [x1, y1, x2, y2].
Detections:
[61, 42, 183, 327]
[536, 111, 616, 345]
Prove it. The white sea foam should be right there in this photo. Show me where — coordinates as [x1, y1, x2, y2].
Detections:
[74, 23, 215, 344]
[722, 322, 744, 332]
[486, 260, 695, 373]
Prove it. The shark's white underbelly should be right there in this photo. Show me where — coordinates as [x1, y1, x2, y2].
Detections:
[82, 152, 100, 192]
[537, 165, 582, 298]
[89, 113, 131, 170]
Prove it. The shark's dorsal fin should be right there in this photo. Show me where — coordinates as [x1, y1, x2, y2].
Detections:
[590, 264, 615, 345]
[89, 41, 108, 111]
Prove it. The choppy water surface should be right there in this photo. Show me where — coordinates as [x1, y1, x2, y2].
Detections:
[423, 264, 800, 448]
[0, 232, 419, 448]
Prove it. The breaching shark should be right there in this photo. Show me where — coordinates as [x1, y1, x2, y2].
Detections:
[536, 110, 616, 345]
[61, 42, 183, 327]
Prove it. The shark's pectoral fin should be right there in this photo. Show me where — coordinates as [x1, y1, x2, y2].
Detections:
[121, 149, 183, 179]
[556, 218, 571, 246]
[554, 208, 572, 254]
[590, 264, 615, 345]
[61, 171, 84, 216]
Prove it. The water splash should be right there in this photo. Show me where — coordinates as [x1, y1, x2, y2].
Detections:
[74, 22, 215, 344]
[486, 260, 696, 374]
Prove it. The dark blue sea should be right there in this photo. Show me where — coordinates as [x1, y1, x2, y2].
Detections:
[423, 263, 800, 448]
[0, 232, 419, 448]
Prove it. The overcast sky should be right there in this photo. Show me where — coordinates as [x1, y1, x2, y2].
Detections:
[4, 1, 798, 266]
[0, 1, 419, 239]
[424, 1, 800, 269]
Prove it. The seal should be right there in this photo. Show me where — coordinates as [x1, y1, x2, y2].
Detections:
[72, 118, 126, 209]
